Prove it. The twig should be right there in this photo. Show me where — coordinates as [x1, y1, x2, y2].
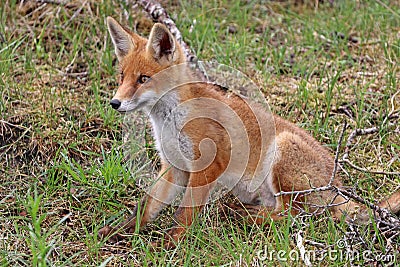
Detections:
[35, 0, 66, 4]
[0, 120, 30, 131]
[304, 239, 326, 249]
[335, 187, 399, 227]
[62, 1, 87, 28]
[343, 126, 378, 160]
[375, 0, 400, 18]
[341, 125, 400, 175]
[328, 121, 347, 186]
[60, 71, 88, 78]
[340, 158, 400, 176]
[274, 184, 334, 197]
[0, 126, 32, 155]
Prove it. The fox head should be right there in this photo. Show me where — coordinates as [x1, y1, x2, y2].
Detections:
[106, 17, 186, 112]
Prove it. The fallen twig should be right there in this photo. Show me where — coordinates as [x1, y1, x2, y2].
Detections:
[343, 126, 378, 160]
[375, 0, 400, 18]
[341, 125, 400, 175]
[35, 0, 66, 4]
[340, 158, 400, 176]
[328, 120, 347, 186]
[0, 120, 30, 131]
[58, 71, 88, 78]
[62, 0, 87, 28]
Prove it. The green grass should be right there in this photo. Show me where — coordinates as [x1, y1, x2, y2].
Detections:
[1, 0, 399, 266]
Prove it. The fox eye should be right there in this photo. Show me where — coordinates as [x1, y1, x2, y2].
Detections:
[138, 75, 150, 84]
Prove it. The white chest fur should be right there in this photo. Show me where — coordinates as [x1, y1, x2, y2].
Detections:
[146, 92, 193, 171]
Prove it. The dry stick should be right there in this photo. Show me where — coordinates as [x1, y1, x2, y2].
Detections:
[342, 91, 400, 175]
[328, 120, 347, 186]
[35, 0, 66, 4]
[341, 158, 400, 176]
[342, 126, 378, 160]
[334, 187, 392, 219]
[62, 0, 87, 28]
[341, 126, 400, 176]
[375, 0, 400, 18]
[0, 119, 30, 131]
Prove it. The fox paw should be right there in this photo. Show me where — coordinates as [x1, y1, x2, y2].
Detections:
[98, 225, 124, 243]
[150, 239, 177, 250]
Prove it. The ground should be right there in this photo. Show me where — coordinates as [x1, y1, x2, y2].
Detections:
[0, 0, 399, 266]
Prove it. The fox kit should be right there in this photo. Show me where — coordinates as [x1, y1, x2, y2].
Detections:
[99, 17, 400, 249]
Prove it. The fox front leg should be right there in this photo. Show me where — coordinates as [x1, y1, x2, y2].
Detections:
[97, 196, 157, 243]
[153, 170, 218, 249]
[98, 164, 187, 243]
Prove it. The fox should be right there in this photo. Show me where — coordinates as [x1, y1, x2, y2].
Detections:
[98, 17, 400, 249]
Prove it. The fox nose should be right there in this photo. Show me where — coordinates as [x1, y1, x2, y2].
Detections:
[110, 99, 121, 110]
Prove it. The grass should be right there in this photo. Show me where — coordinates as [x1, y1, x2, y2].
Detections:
[1, 0, 399, 266]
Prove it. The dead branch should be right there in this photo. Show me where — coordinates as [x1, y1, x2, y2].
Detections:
[62, 0, 87, 28]
[341, 91, 400, 175]
[342, 126, 378, 160]
[35, 0, 67, 4]
[274, 184, 334, 197]
[340, 158, 400, 176]
[341, 125, 400, 175]
[334, 187, 398, 224]
[328, 120, 347, 185]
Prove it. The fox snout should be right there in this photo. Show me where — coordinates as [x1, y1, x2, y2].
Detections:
[110, 99, 121, 110]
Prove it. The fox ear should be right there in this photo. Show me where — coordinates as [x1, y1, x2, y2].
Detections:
[147, 23, 176, 62]
[107, 17, 135, 61]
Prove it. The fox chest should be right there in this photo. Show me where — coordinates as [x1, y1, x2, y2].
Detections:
[149, 107, 193, 169]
